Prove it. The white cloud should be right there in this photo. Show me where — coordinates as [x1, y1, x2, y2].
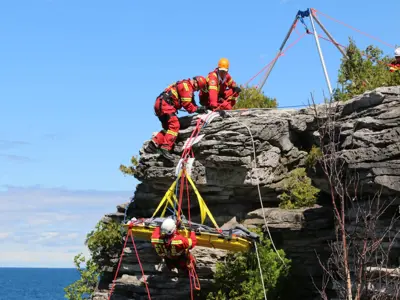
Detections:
[0, 243, 91, 268]
[0, 186, 133, 268]
[0, 232, 10, 239]
[62, 233, 79, 240]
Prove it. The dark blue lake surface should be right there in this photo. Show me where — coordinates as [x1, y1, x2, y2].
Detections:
[0, 268, 80, 300]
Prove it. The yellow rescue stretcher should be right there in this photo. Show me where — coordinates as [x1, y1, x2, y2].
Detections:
[123, 168, 260, 252]
[123, 217, 259, 252]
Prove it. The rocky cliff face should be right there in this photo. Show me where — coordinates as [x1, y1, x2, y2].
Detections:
[93, 86, 400, 300]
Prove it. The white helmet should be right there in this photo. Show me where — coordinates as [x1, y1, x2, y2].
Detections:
[160, 218, 176, 235]
[395, 47, 400, 57]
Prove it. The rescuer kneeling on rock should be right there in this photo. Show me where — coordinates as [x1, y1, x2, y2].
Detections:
[199, 58, 242, 111]
[151, 218, 197, 272]
[145, 76, 208, 161]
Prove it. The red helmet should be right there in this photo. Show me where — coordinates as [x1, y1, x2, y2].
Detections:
[193, 76, 207, 91]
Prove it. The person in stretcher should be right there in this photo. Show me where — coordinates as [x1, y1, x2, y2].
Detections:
[151, 218, 197, 272]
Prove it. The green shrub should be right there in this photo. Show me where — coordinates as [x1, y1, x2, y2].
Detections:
[279, 168, 320, 209]
[305, 145, 322, 171]
[334, 38, 400, 102]
[119, 155, 139, 176]
[64, 220, 124, 299]
[234, 86, 278, 109]
[85, 220, 124, 265]
[64, 254, 100, 300]
[207, 228, 290, 300]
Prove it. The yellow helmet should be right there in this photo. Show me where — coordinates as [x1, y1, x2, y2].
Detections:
[218, 58, 229, 71]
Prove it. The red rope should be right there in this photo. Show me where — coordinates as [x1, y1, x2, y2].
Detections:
[189, 264, 201, 291]
[185, 174, 191, 225]
[245, 31, 307, 86]
[312, 8, 396, 49]
[176, 167, 186, 222]
[107, 230, 130, 300]
[128, 230, 152, 300]
[306, 30, 347, 49]
[189, 269, 194, 300]
[188, 261, 200, 300]
[181, 118, 203, 160]
[306, 29, 391, 67]
[107, 229, 152, 300]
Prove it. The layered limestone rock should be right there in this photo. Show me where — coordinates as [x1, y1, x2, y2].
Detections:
[94, 86, 400, 300]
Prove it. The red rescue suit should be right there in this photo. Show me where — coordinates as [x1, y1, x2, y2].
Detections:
[199, 68, 239, 110]
[388, 61, 400, 72]
[152, 80, 198, 151]
[151, 227, 197, 271]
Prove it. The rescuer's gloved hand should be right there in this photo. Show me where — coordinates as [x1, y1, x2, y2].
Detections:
[196, 106, 207, 114]
[233, 86, 242, 93]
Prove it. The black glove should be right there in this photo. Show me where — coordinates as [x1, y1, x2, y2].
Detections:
[218, 110, 227, 118]
[233, 86, 242, 93]
[196, 106, 208, 114]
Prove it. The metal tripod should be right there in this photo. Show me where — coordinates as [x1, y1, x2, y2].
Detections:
[257, 8, 347, 97]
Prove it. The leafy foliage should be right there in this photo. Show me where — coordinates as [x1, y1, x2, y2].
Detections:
[334, 38, 400, 101]
[207, 228, 291, 300]
[85, 220, 124, 265]
[279, 168, 320, 209]
[64, 221, 124, 299]
[305, 145, 322, 171]
[64, 254, 100, 300]
[234, 86, 278, 109]
[119, 155, 139, 176]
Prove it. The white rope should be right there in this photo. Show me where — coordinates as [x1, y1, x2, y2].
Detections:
[226, 112, 287, 267]
[255, 242, 268, 300]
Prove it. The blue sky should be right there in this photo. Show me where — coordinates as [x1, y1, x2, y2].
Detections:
[0, 0, 398, 268]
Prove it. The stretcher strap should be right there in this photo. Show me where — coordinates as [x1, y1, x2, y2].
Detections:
[186, 172, 220, 230]
[151, 168, 220, 230]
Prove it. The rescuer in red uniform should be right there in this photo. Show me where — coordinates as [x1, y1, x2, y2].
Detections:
[151, 218, 197, 272]
[146, 76, 208, 161]
[388, 47, 400, 72]
[199, 58, 242, 111]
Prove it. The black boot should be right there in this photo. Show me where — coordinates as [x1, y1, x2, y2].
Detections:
[145, 140, 158, 153]
[159, 148, 174, 161]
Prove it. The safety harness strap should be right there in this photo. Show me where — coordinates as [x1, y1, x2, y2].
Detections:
[157, 79, 197, 116]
